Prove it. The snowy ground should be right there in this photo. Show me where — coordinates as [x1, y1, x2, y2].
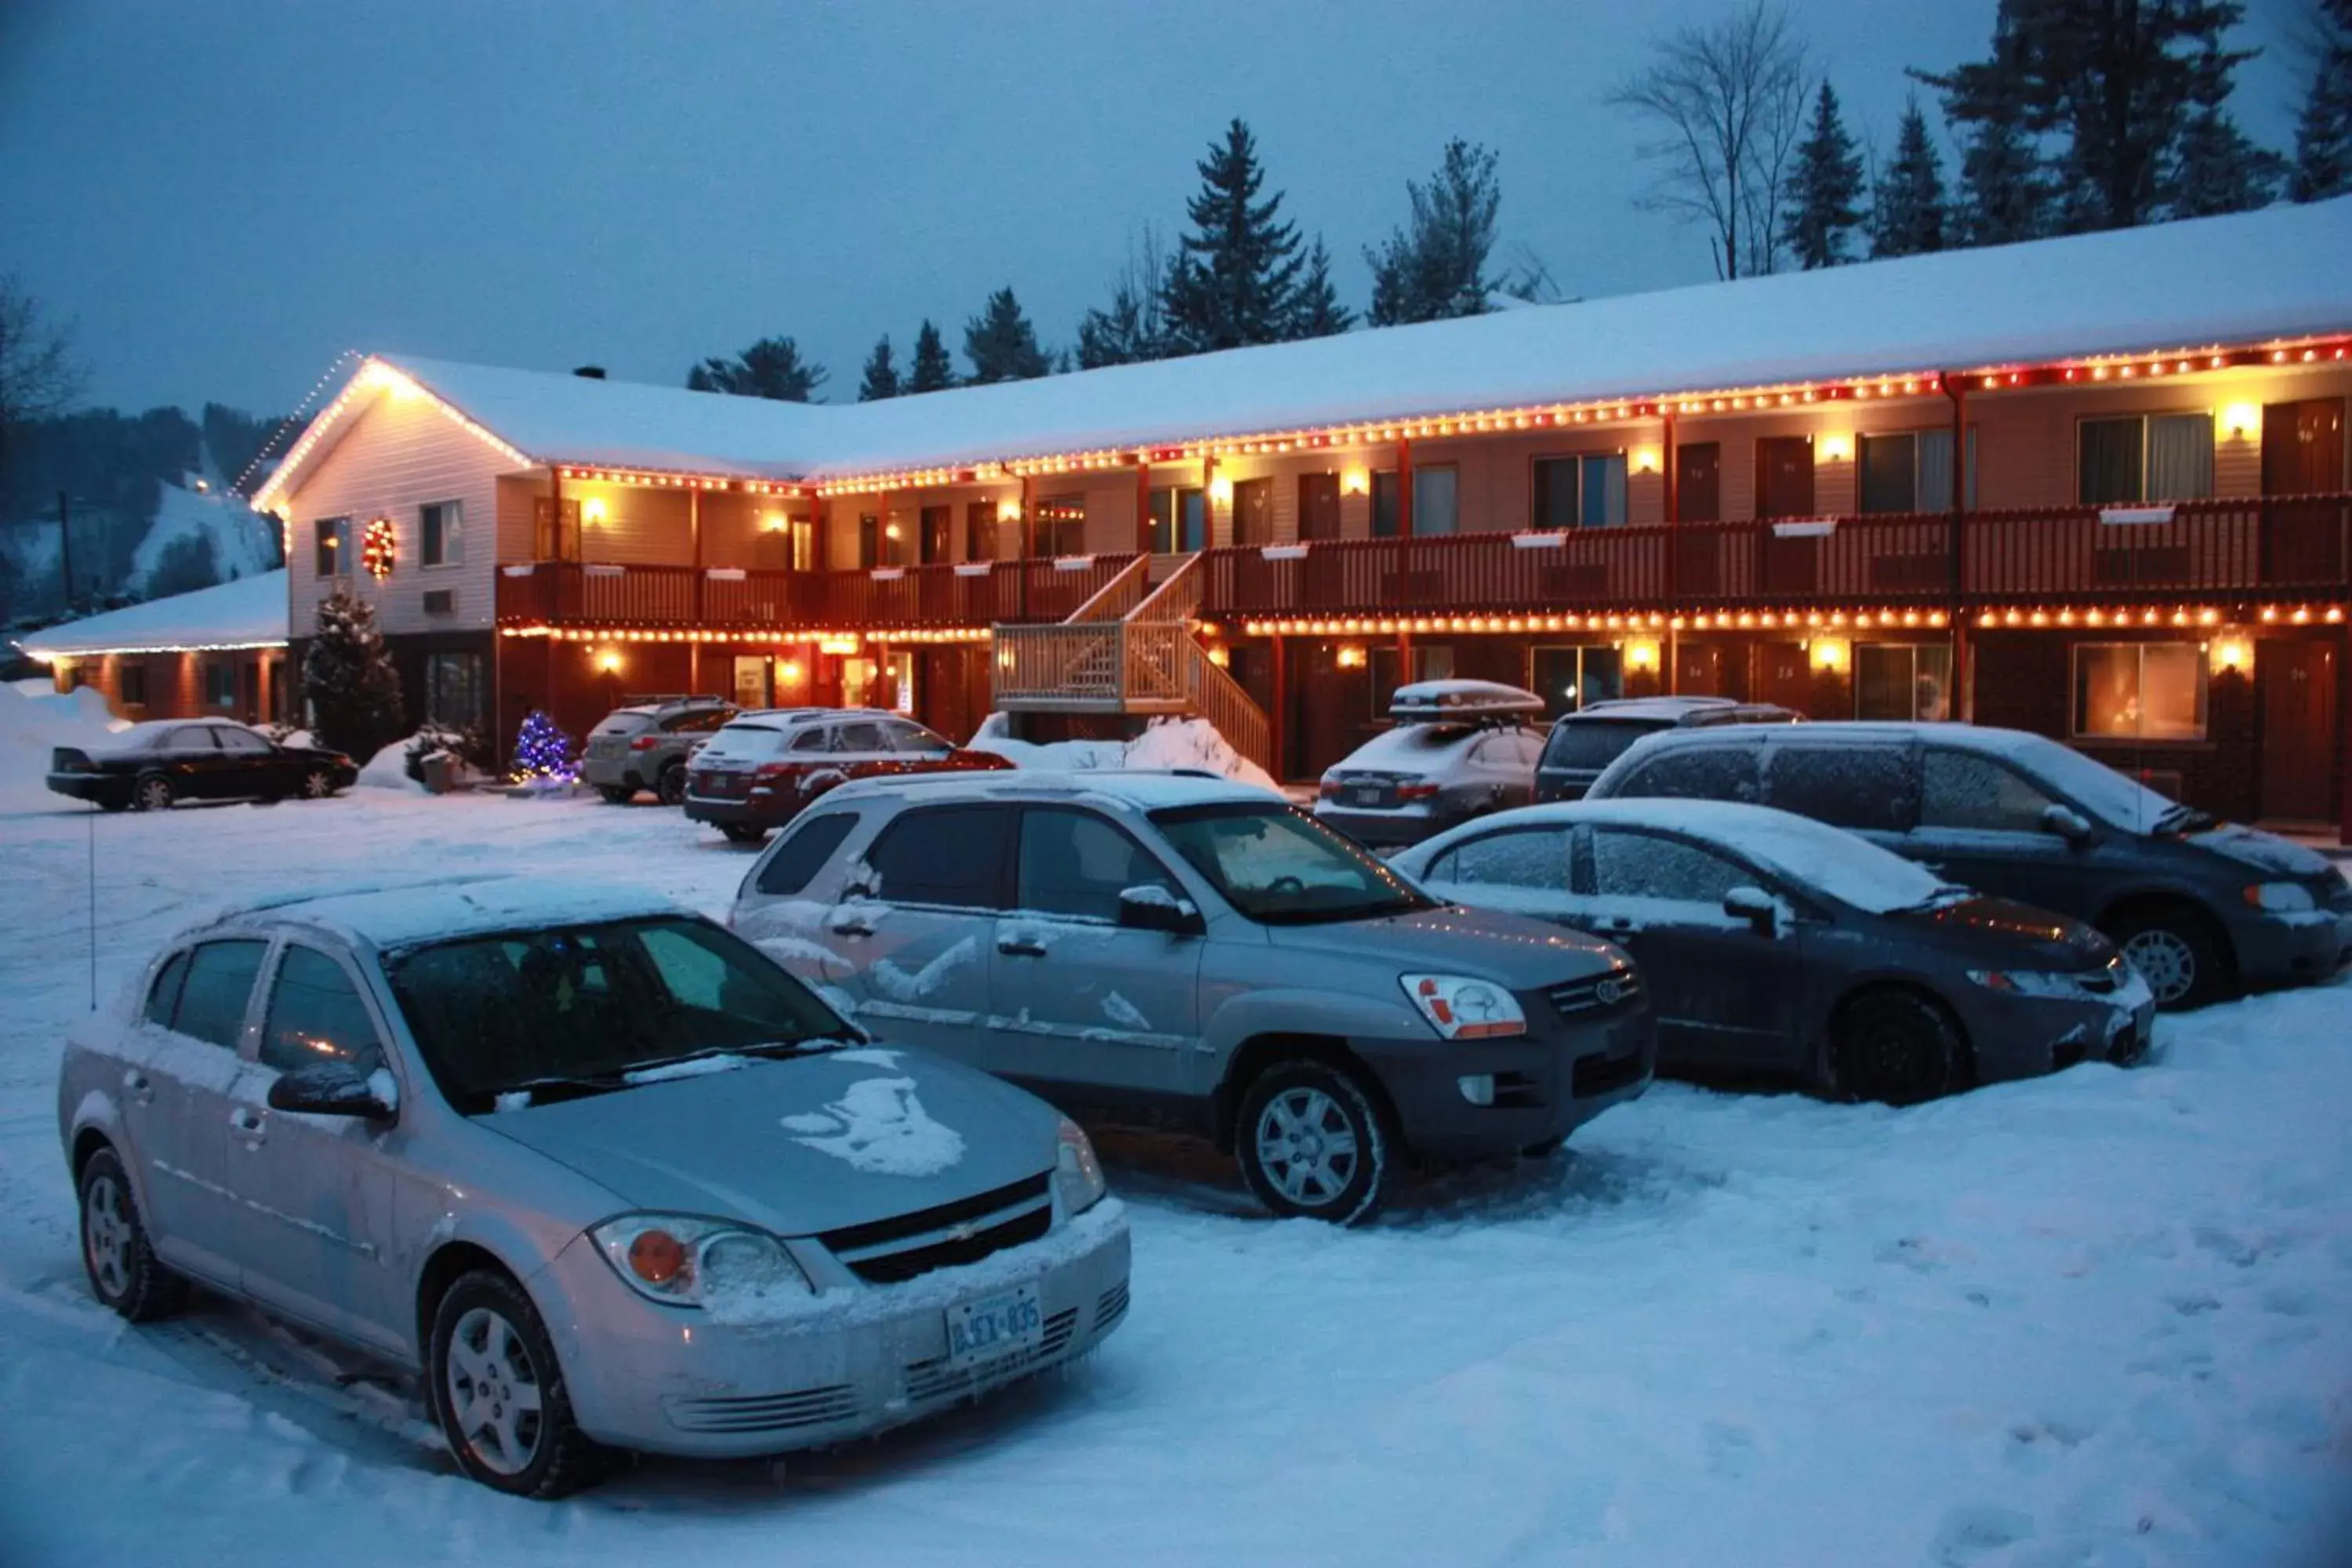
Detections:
[1, 782, 2348, 1566]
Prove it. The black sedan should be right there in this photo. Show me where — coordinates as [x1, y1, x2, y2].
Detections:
[1392, 797, 2155, 1105]
[48, 720, 358, 811]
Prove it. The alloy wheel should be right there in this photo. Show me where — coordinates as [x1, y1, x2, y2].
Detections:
[1253, 1087, 1361, 1210]
[302, 769, 332, 799]
[445, 1306, 546, 1476]
[2122, 928, 2197, 1007]
[82, 1171, 133, 1300]
[136, 777, 172, 811]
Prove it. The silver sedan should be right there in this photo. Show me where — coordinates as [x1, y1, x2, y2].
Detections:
[57, 877, 1129, 1497]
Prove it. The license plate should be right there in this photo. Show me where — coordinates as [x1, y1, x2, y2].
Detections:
[945, 1283, 1044, 1371]
[1352, 787, 1383, 807]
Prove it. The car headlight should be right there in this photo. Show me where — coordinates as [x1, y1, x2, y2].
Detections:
[1054, 1117, 1107, 1218]
[1400, 973, 1526, 1039]
[1965, 969, 2097, 997]
[590, 1214, 811, 1308]
[2244, 881, 2317, 913]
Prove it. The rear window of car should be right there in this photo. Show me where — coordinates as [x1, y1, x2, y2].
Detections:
[144, 952, 191, 1028]
[862, 805, 1014, 909]
[591, 712, 655, 737]
[1765, 744, 1917, 832]
[663, 708, 732, 734]
[1613, 744, 1760, 804]
[169, 938, 270, 1049]
[1338, 724, 1478, 768]
[699, 723, 783, 760]
[756, 812, 859, 896]
[1541, 719, 1668, 771]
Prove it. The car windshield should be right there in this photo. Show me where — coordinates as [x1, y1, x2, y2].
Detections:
[384, 916, 852, 1113]
[1150, 803, 1436, 925]
[1993, 735, 2180, 833]
[1541, 719, 1667, 771]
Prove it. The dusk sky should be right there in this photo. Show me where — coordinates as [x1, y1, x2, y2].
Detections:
[0, 0, 2308, 419]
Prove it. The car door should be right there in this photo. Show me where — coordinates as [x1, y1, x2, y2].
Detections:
[1583, 825, 1806, 1072]
[985, 805, 1204, 1102]
[829, 717, 895, 787]
[219, 941, 406, 1352]
[826, 803, 1011, 1062]
[1417, 824, 1578, 918]
[880, 717, 953, 764]
[164, 724, 230, 799]
[1909, 746, 2104, 916]
[1469, 727, 1544, 811]
[1759, 739, 1919, 855]
[209, 723, 284, 797]
[125, 938, 269, 1287]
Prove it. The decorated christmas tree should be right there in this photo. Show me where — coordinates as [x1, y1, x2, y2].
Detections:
[510, 708, 575, 783]
[301, 590, 404, 762]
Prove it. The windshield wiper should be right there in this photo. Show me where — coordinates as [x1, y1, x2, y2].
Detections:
[2152, 803, 2212, 833]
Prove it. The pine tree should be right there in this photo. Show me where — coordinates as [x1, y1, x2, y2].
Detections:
[857, 336, 901, 401]
[1160, 118, 1304, 354]
[1365, 139, 1503, 325]
[685, 336, 827, 401]
[302, 589, 404, 762]
[1076, 230, 1171, 368]
[510, 709, 575, 782]
[1782, 83, 1867, 267]
[906, 319, 956, 393]
[1287, 238, 1355, 339]
[2292, 0, 2352, 200]
[1872, 101, 1952, 257]
[2170, 39, 2285, 216]
[962, 288, 1051, 384]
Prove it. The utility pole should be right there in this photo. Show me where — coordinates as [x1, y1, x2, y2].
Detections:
[56, 491, 75, 612]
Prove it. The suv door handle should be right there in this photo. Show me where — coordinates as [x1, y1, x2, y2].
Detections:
[230, 1107, 266, 1138]
[997, 935, 1047, 958]
[829, 916, 876, 938]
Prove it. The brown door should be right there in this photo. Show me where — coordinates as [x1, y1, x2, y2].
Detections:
[2262, 398, 2346, 585]
[920, 505, 953, 564]
[965, 502, 996, 561]
[1675, 641, 1730, 698]
[1752, 641, 1813, 713]
[2259, 639, 2339, 822]
[1675, 441, 1721, 523]
[1232, 478, 1273, 546]
[1755, 437, 1816, 518]
[1298, 472, 1342, 542]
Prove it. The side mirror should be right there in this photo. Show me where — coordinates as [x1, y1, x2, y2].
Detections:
[1117, 885, 1205, 937]
[267, 1062, 395, 1120]
[1722, 885, 1779, 935]
[2040, 803, 2092, 844]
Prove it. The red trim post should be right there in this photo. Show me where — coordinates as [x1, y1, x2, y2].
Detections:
[1943, 372, 1969, 718]
[1396, 437, 1414, 539]
[2339, 621, 2352, 847]
[1661, 408, 1679, 601]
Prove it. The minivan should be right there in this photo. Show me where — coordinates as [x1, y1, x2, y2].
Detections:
[1585, 722, 2352, 1007]
[1534, 697, 1800, 804]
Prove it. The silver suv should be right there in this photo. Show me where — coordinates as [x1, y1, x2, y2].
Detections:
[730, 771, 1655, 1223]
[580, 695, 737, 804]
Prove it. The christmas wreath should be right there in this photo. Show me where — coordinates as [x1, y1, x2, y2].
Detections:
[361, 516, 396, 581]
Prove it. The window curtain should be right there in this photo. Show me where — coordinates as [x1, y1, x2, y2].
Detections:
[1414, 466, 1458, 535]
[2147, 413, 2214, 502]
[1581, 455, 1628, 526]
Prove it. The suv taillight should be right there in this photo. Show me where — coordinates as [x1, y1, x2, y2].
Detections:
[753, 762, 794, 780]
[1398, 782, 1439, 802]
[629, 735, 663, 751]
[1317, 779, 1341, 799]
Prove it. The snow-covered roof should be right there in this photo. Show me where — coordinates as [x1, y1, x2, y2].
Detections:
[205, 874, 693, 951]
[268, 198, 2352, 500]
[16, 569, 289, 658]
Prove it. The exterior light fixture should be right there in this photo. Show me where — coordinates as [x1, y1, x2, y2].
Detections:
[2219, 402, 2259, 441]
[1625, 637, 1662, 673]
[1817, 433, 1854, 463]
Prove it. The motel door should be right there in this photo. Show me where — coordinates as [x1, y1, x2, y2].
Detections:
[2259, 641, 2339, 824]
[1755, 436, 1820, 596]
[2262, 399, 2347, 583]
[1298, 473, 1342, 542]
[1232, 479, 1273, 547]
[1673, 442, 1723, 596]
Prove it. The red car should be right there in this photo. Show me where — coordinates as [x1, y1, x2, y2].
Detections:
[683, 708, 1014, 842]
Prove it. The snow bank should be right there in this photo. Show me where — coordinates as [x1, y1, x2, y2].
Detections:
[968, 713, 1277, 791]
[0, 681, 128, 814]
[355, 730, 492, 793]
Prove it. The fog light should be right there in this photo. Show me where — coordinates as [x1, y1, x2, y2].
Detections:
[1457, 1073, 1496, 1107]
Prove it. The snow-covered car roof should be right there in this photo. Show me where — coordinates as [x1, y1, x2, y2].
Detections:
[1560, 697, 1756, 723]
[1388, 679, 1544, 719]
[195, 876, 695, 953]
[825, 767, 1279, 812]
[1400, 797, 1950, 915]
[91, 716, 263, 753]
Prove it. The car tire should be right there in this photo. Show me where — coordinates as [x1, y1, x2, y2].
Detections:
[1519, 1134, 1566, 1160]
[1832, 988, 1965, 1106]
[1235, 1059, 1395, 1225]
[719, 823, 767, 844]
[78, 1148, 187, 1322]
[655, 762, 687, 807]
[300, 768, 336, 800]
[427, 1269, 608, 1499]
[2103, 905, 2227, 1011]
[596, 786, 633, 805]
[132, 772, 173, 812]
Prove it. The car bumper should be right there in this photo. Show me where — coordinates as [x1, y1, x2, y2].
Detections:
[2225, 909, 2352, 988]
[683, 790, 790, 828]
[539, 1203, 1131, 1459]
[1311, 803, 1456, 848]
[45, 772, 127, 807]
[578, 757, 647, 792]
[1348, 1004, 1655, 1163]
[1962, 982, 2157, 1083]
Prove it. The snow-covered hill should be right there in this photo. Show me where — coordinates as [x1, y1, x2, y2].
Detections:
[129, 477, 278, 592]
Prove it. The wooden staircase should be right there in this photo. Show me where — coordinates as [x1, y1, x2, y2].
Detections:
[989, 554, 1274, 772]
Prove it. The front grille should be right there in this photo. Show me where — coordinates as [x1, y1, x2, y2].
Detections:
[820, 1172, 1054, 1285]
[902, 1307, 1080, 1403]
[665, 1384, 858, 1434]
[1549, 967, 1642, 1018]
[1572, 1046, 1646, 1099]
[1095, 1279, 1131, 1331]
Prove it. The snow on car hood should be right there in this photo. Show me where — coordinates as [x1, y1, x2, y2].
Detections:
[1266, 902, 1622, 988]
[477, 1048, 1060, 1236]
[2186, 824, 2336, 879]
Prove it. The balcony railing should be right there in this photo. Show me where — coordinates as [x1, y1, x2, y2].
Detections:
[495, 555, 1137, 630]
[1192, 496, 2350, 619]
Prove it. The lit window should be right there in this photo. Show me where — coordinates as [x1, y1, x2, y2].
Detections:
[1529, 645, 1625, 717]
[1034, 496, 1087, 557]
[2072, 643, 2207, 740]
[1855, 644, 1954, 720]
[420, 500, 463, 567]
[313, 517, 350, 578]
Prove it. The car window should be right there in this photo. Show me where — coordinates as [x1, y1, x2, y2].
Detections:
[755, 812, 858, 896]
[1591, 829, 1753, 904]
[883, 719, 952, 755]
[260, 945, 386, 1075]
[1151, 803, 1433, 925]
[213, 727, 272, 755]
[788, 725, 831, 753]
[1017, 808, 1181, 922]
[1766, 744, 1917, 831]
[170, 939, 270, 1049]
[1920, 750, 2061, 833]
[144, 951, 191, 1028]
[1428, 827, 1571, 891]
[664, 709, 732, 734]
[862, 805, 1013, 909]
[1616, 745, 1759, 803]
[1544, 719, 1664, 771]
[833, 720, 887, 753]
[591, 712, 655, 737]
[167, 726, 220, 752]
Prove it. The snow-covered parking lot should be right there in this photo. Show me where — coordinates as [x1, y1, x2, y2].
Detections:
[1, 786, 2347, 1566]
